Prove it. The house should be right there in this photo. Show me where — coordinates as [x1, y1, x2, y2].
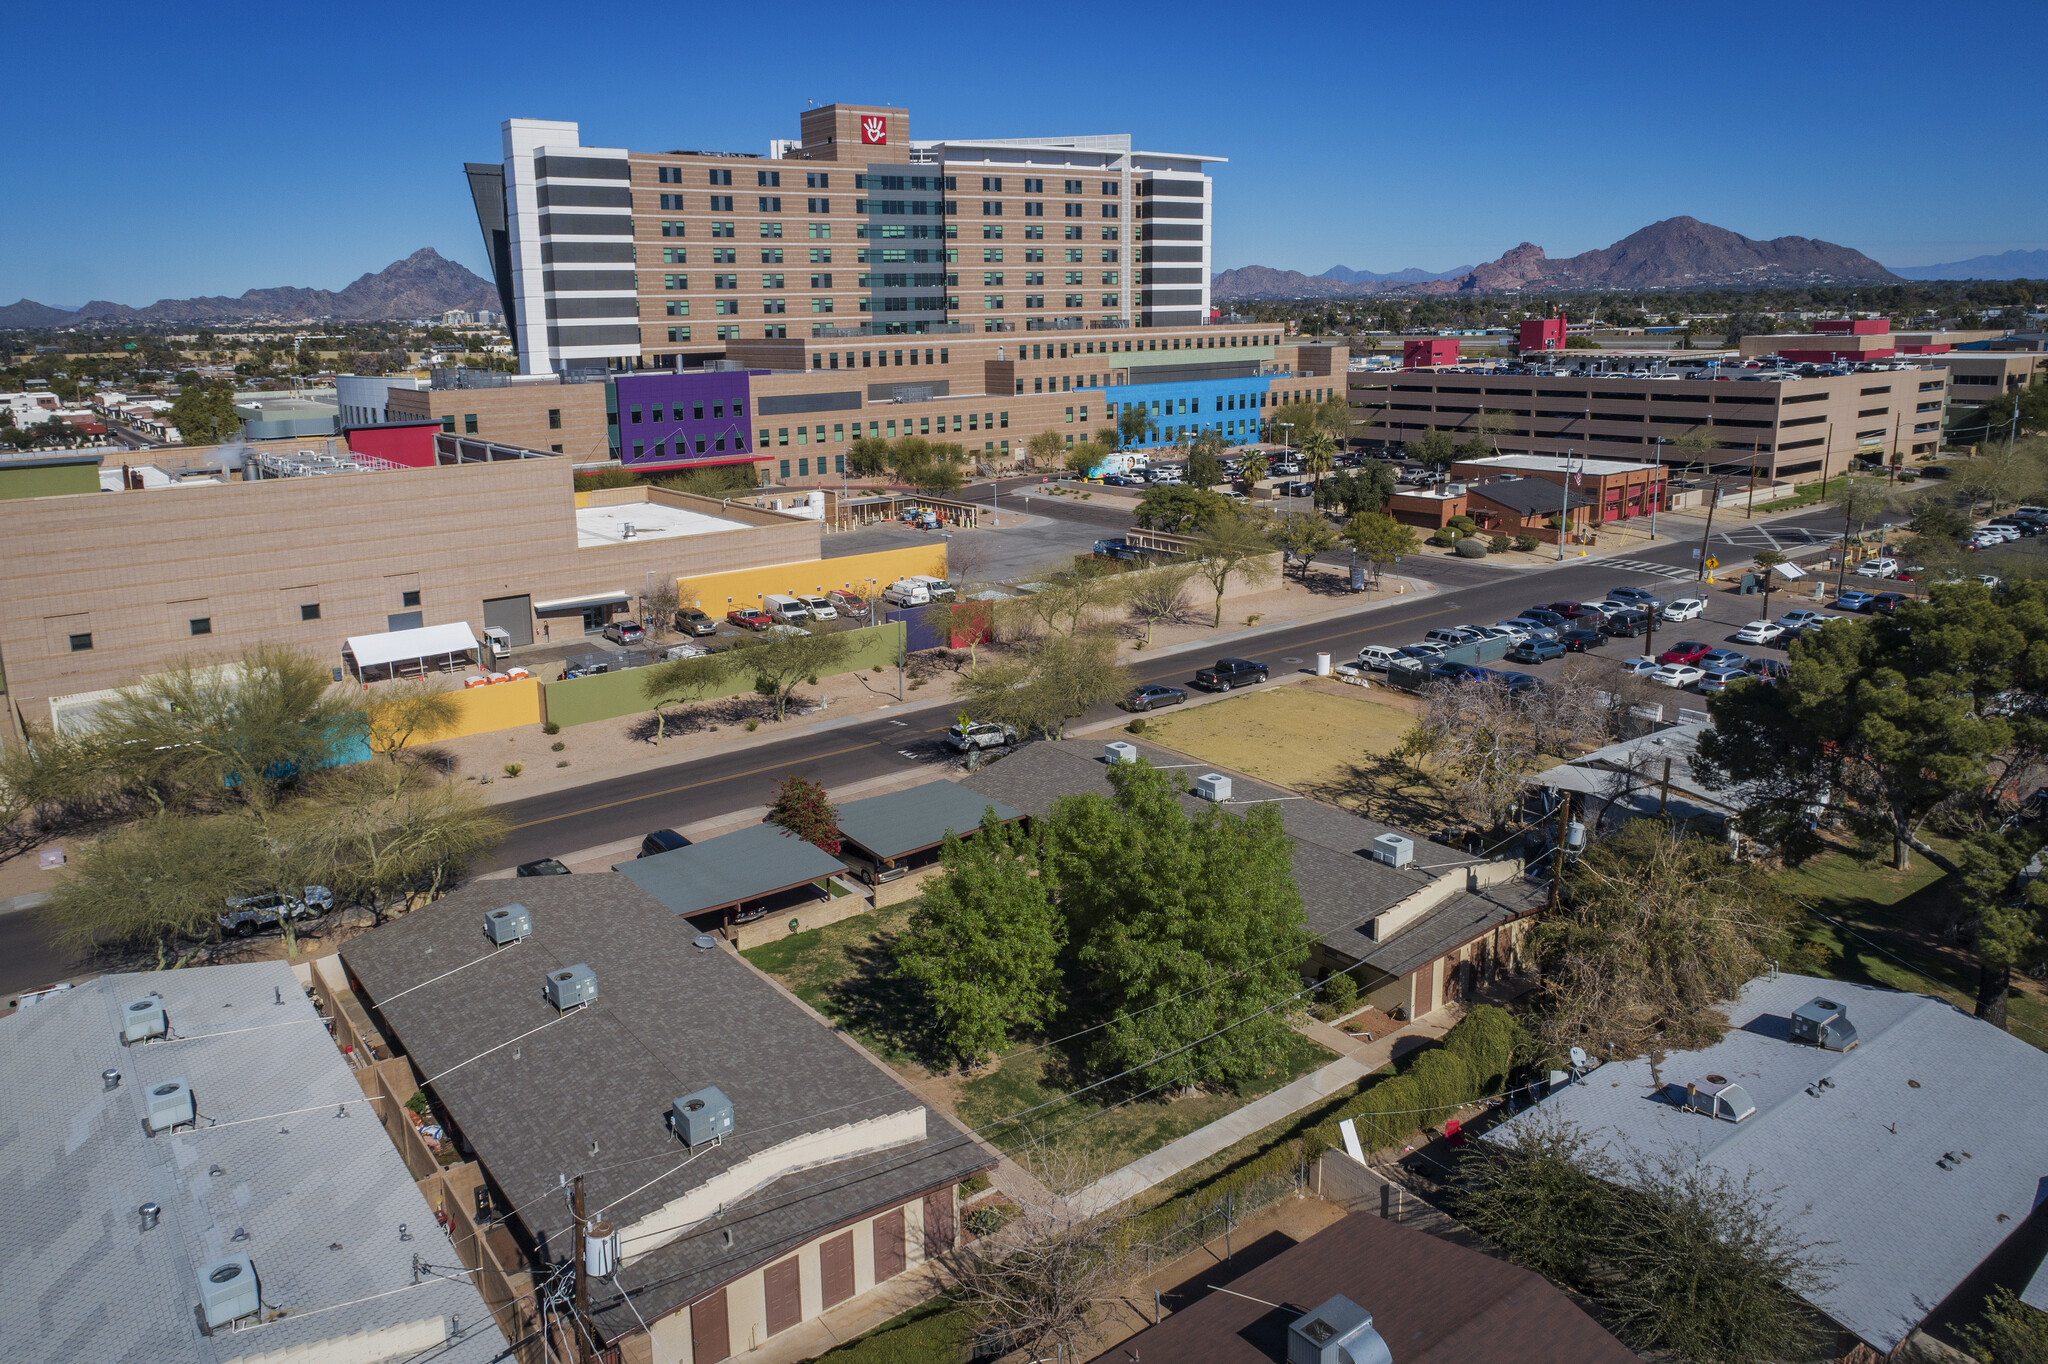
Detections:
[1488, 973, 2048, 1357]
[0, 960, 507, 1364]
[1095, 1198, 1637, 1364]
[959, 741, 1543, 1020]
[340, 874, 996, 1363]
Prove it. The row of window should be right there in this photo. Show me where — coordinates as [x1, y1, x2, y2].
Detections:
[61, 588, 434, 654]
[976, 202, 1119, 218]
[631, 434, 745, 459]
[974, 177, 1117, 195]
[809, 347, 952, 370]
[977, 272, 1117, 286]
[980, 295, 1121, 310]
[760, 410, 1012, 447]
[656, 167, 826, 188]
[979, 248, 1117, 263]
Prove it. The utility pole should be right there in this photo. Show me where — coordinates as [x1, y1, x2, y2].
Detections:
[1649, 435, 1663, 542]
[1659, 758, 1672, 815]
[1546, 793, 1572, 914]
[1817, 423, 1834, 501]
[1556, 448, 1574, 563]
[572, 1175, 590, 1361]
[1696, 476, 1721, 582]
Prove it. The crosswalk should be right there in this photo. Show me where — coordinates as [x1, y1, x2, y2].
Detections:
[1602, 558, 1700, 582]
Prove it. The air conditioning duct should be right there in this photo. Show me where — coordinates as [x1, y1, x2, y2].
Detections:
[1371, 834, 1413, 868]
[198, 1255, 261, 1331]
[542, 964, 598, 1011]
[1286, 1294, 1393, 1364]
[122, 995, 168, 1044]
[145, 1078, 196, 1135]
[670, 1085, 735, 1147]
[485, 904, 532, 946]
[1194, 773, 1232, 802]
[1104, 741, 1138, 765]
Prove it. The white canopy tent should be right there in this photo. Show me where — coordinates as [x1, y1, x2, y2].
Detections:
[342, 622, 480, 681]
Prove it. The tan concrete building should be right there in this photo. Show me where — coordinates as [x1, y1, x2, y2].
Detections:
[1928, 350, 2048, 423]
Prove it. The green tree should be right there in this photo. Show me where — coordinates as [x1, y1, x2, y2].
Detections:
[766, 773, 840, 854]
[1955, 826, 2048, 1028]
[1471, 408, 1516, 456]
[1343, 511, 1418, 584]
[356, 677, 461, 774]
[1189, 427, 1227, 463]
[285, 766, 506, 926]
[169, 381, 240, 446]
[1188, 513, 1278, 625]
[638, 653, 731, 743]
[724, 626, 851, 720]
[846, 435, 892, 478]
[1188, 447, 1226, 489]
[1271, 510, 1338, 581]
[954, 630, 1126, 739]
[894, 810, 1065, 1066]
[1316, 462, 1397, 517]
[1042, 760, 1312, 1090]
[1299, 428, 1337, 485]
[1961, 1286, 2048, 1364]
[42, 811, 271, 967]
[1668, 425, 1723, 473]
[1410, 429, 1457, 472]
[1026, 428, 1067, 471]
[1132, 484, 1231, 535]
[1117, 403, 1151, 450]
[1237, 450, 1270, 487]
[1062, 441, 1104, 480]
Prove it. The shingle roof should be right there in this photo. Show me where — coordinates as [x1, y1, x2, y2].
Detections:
[613, 821, 848, 917]
[833, 781, 1022, 862]
[1489, 973, 2048, 1353]
[1465, 478, 1569, 517]
[0, 960, 504, 1364]
[340, 876, 994, 1337]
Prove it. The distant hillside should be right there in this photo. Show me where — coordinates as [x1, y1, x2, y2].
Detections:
[1318, 263, 1473, 284]
[0, 249, 497, 327]
[1888, 249, 2048, 281]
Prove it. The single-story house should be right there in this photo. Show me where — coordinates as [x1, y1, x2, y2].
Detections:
[615, 821, 852, 948]
[831, 781, 1024, 902]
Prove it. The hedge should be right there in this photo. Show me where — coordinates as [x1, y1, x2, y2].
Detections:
[812, 1299, 973, 1364]
[1304, 1004, 1518, 1157]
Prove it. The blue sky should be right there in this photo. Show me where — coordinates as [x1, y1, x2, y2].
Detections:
[5, 0, 2043, 305]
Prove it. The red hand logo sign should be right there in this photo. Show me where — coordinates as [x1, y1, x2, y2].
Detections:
[860, 115, 887, 145]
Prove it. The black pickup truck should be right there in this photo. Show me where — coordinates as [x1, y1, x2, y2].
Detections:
[1193, 657, 1269, 691]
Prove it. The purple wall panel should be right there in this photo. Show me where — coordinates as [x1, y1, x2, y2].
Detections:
[615, 370, 761, 466]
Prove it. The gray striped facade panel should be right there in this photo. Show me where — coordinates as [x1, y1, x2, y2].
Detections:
[1139, 223, 1203, 241]
[543, 241, 635, 264]
[1138, 201, 1204, 220]
[535, 155, 629, 181]
[545, 296, 640, 320]
[544, 270, 637, 293]
[1141, 310, 1203, 327]
[540, 213, 632, 237]
[1141, 289, 1203, 307]
[547, 323, 641, 348]
[758, 391, 865, 416]
[1141, 245, 1204, 263]
[1139, 178, 1206, 198]
[539, 184, 633, 209]
[1141, 268, 1204, 285]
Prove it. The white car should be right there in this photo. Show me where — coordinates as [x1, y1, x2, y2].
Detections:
[1400, 641, 1448, 659]
[1491, 621, 1534, 641]
[797, 595, 839, 620]
[1855, 557, 1899, 578]
[1733, 620, 1787, 645]
[1356, 644, 1403, 671]
[1778, 610, 1832, 630]
[1618, 656, 1662, 677]
[1650, 663, 1705, 688]
[1663, 597, 1706, 622]
[947, 721, 1018, 751]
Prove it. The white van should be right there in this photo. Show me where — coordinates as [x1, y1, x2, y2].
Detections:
[907, 574, 956, 601]
[763, 594, 811, 624]
[881, 579, 929, 607]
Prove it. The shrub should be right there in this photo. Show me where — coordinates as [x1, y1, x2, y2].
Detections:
[1429, 529, 1459, 547]
[1304, 1004, 1520, 1157]
[1489, 534, 1511, 554]
[541, 720, 560, 735]
[550, 741, 565, 752]
[814, 1300, 975, 1364]
[1127, 717, 1148, 735]
[965, 1206, 1008, 1237]
[502, 762, 523, 777]
[1320, 969, 1358, 1016]
[556, 760, 568, 768]
[1513, 534, 1539, 552]
[1447, 514, 1477, 534]
[745, 718, 760, 732]
[1454, 538, 1488, 559]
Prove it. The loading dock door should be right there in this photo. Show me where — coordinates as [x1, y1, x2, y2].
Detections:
[482, 595, 532, 647]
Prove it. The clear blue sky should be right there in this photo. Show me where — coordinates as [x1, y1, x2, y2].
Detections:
[6, 0, 2043, 305]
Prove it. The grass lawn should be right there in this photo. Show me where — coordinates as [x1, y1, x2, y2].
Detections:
[741, 899, 922, 1064]
[1137, 684, 1459, 828]
[953, 1030, 1336, 1179]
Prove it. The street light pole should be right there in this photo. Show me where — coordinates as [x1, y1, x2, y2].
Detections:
[1556, 449, 1573, 563]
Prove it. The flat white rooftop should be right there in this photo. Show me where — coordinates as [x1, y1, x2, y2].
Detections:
[576, 502, 751, 547]
[1453, 453, 1663, 477]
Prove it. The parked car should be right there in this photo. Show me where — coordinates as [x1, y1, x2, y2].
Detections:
[1510, 619, 1563, 642]
[1193, 657, 1269, 691]
[1490, 621, 1534, 641]
[1098, 473, 1137, 487]
[1733, 620, 1787, 645]
[1742, 657, 1790, 682]
[1599, 611, 1650, 638]
[218, 886, 334, 937]
[1559, 628, 1607, 652]
[1609, 586, 1666, 611]
[675, 608, 719, 637]
[1650, 663, 1706, 688]
[763, 594, 811, 624]
[601, 621, 645, 645]
[881, 579, 931, 607]
[1356, 645, 1404, 671]
[1697, 648, 1747, 670]
[1871, 591, 1909, 614]
[1508, 638, 1566, 664]
[798, 595, 839, 620]
[1618, 656, 1663, 677]
[1424, 627, 1483, 647]
[1778, 609, 1832, 631]
[947, 721, 1019, 751]
[828, 590, 870, 616]
[1425, 662, 1489, 685]
[1834, 589, 1877, 611]
[1491, 670, 1541, 695]
[659, 642, 711, 661]
[637, 830, 691, 859]
[515, 858, 572, 877]
[727, 607, 773, 630]
[1696, 666, 1751, 693]
[1657, 640, 1713, 665]
[1854, 557, 1900, 578]
[1125, 683, 1189, 711]
[1662, 597, 1706, 622]
[1520, 607, 1568, 628]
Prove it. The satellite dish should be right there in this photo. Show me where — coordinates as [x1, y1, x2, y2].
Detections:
[1569, 1046, 1589, 1070]
[692, 934, 716, 951]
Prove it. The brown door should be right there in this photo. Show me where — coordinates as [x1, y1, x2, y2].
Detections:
[764, 1256, 802, 1337]
[922, 1188, 955, 1257]
[690, 1287, 730, 1364]
[820, 1231, 855, 1309]
[873, 1207, 906, 1281]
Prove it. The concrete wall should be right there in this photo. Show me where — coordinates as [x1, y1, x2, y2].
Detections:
[390, 677, 544, 745]
[676, 545, 948, 617]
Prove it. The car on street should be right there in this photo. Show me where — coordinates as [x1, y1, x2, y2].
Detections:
[1618, 656, 1662, 677]
[1663, 597, 1706, 622]
[1559, 628, 1607, 652]
[947, 721, 1019, 750]
[1193, 657, 1269, 691]
[1609, 586, 1666, 611]
[637, 829, 691, 859]
[1778, 609, 1832, 631]
[1871, 591, 1909, 614]
[1650, 663, 1706, 688]
[1658, 640, 1713, 665]
[1855, 557, 1899, 578]
[515, 858, 572, 877]
[219, 886, 334, 937]
[1508, 638, 1566, 664]
[1734, 620, 1787, 645]
[727, 607, 773, 629]
[1356, 645, 1404, 671]
[1125, 683, 1189, 711]
[1833, 589, 1876, 611]
[602, 621, 645, 645]
[675, 608, 719, 636]
[1698, 648, 1747, 670]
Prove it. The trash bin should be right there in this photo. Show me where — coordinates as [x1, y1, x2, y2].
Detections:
[1316, 652, 1332, 676]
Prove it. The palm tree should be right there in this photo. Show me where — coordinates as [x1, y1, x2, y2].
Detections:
[1300, 429, 1337, 486]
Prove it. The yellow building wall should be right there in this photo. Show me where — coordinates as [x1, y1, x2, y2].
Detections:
[677, 545, 948, 613]
[389, 677, 544, 747]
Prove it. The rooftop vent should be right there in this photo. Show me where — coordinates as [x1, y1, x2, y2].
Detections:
[670, 1085, 735, 1147]
[1287, 1294, 1393, 1364]
[485, 904, 532, 946]
[1371, 834, 1413, 868]
[122, 994, 167, 1045]
[1194, 773, 1232, 802]
[692, 934, 717, 951]
[145, 1078, 196, 1136]
[1683, 1074, 1756, 1123]
[542, 964, 598, 1012]
[1104, 740, 1138, 765]
[1789, 996, 1859, 1052]
[197, 1254, 260, 1331]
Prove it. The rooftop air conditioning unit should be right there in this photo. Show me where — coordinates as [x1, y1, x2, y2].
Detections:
[1194, 773, 1232, 802]
[1286, 1295, 1393, 1364]
[485, 904, 532, 946]
[198, 1255, 261, 1331]
[1105, 741, 1138, 765]
[145, 1078, 196, 1135]
[1371, 834, 1414, 868]
[542, 964, 598, 1011]
[123, 994, 167, 1044]
[1789, 996, 1859, 1052]
[670, 1085, 735, 1147]
[1682, 1073, 1757, 1123]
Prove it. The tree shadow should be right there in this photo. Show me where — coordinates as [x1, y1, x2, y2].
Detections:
[1301, 754, 1458, 831]
[403, 746, 459, 777]
[823, 929, 942, 1065]
[623, 695, 777, 746]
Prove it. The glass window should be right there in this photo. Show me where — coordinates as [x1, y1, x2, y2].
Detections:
[300, 603, 320, 621]
[463, 413, 478, 434]
[69, 632, 93, 650]
[189, 617, 211, 635]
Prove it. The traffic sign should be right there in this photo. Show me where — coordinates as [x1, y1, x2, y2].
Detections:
[1703, 557, 1719, 570]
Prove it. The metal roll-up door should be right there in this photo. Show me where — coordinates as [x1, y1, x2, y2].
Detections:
[483, 595, 532, 647]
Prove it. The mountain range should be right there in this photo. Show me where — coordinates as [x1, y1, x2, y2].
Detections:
[1213, 217, 1900, 300]
[1318, 263, 1474, 284]
[1886, 249, 2048, 281]
[0, 249, 498, 328]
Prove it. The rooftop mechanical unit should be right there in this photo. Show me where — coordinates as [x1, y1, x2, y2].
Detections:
[543, 964, 598, 1011]
[484, 904, 532, 946]
[145, 1078, 195, 1135]
[1371, 834, 1414, 868]
[1682, 1073, 1756, 1123]
[122, 994, 167, 1044]
[198, 1254, 261, 1331]
[1789, 996, 1859, 1052]
[1287, 1295, 1393, 1364]
[1104, 741, 1138, 765]
[1194, 773, 1232, 802]
[670, 1085, 735, 1147]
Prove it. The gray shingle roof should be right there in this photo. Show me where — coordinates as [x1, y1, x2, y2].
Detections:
[340, 876, 994, 1337]
[1465, 478, 1569, 517]
[0, 960, 504, 1364]
[1489, 973, 2048, 1353]
[833, 781, 1022, 862]
[613, 821, 848, 917]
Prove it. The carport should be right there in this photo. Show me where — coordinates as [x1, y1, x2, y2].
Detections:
[833, 782, 1023, 883]
[613, 823, 847, 937]
[341, 622, 480, 681]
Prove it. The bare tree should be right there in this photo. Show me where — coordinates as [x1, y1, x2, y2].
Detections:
[638, 654, 731, 743]
[642, 577, 680, 640]
[1188, 515, 1278, 626]
[356, 677, 461, 776]
[1124, 565, 1200, 645]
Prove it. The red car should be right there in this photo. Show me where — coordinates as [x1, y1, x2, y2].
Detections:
[1657, 640, 1713, 665]
[727, 607, 772, 630]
